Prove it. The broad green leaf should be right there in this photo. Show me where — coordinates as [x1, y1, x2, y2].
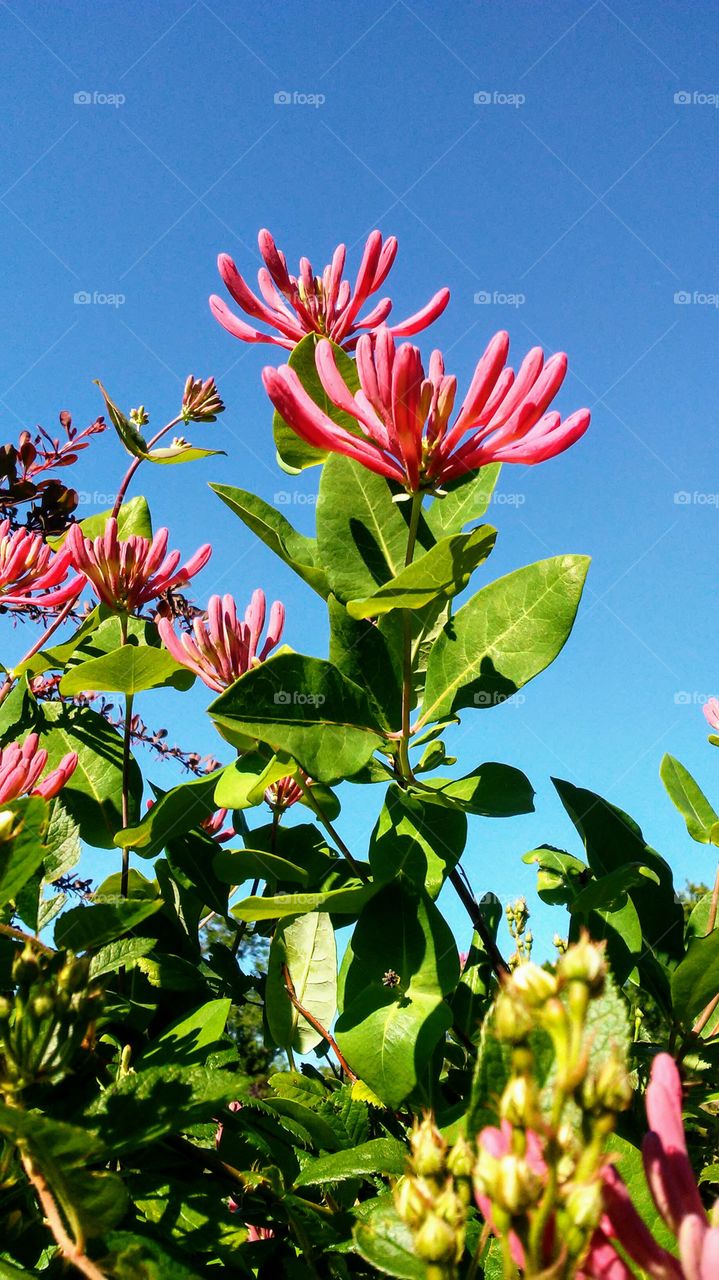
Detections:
[421, 555, 590, 725]
[54, 895, 162, 951]
[336, 884, 459, 1108]
[266, 912, 337, 1053]
[140, 998, 231, 1067]
[369, 785, 467, 898]
[671, 932, 719, 1024]
[89, 935, 156, 978]
[85, 1064, 245, 1156]
[570, 864, 659, 914]
[101, 1233, 205, 1280]
[317, 454, 433, 602]
[354, 1197, 426, 1279]
[43, 798, 81, 882]
[605, 1134, 676, 1253]
[60, 643, 194, 696]
[48, 496, 153, 550]
[115, 768, 226, 856]
[424, 762, 535, 817]
[328, 595, 402, 730]
[209, 653, 387, 783]
[660, 754, 719, 844]
[36, 701, 142, 848]
[210, 482, 330, 597]
[272, 333, 361, 471]
[232, 883, 372, 921]
[213, 752, 292, 810]
[347, 525, 496, 618]
[214, 848, 310, 887]
[294, 1137, 407, 1186]
[425, 464, 501, 537]
[0, 797, 48, 908]
[265, 1096, 344, 1150]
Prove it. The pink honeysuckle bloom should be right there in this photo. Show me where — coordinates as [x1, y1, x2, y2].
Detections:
[264, 775, 304, 812]
[703, 698, 719, 733]
[262, 326, 590, 493]
[201, 807, 234, 843]
[0, 519, 84, 610]
[65, 518, 211, 613]
[157, 590, 284, 693]
[0, 733, 77, 804]
[602, 1054, 719, 1279]
[210, 228, 450, 352]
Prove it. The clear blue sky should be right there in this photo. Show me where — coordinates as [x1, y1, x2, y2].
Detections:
[1, 0, 717, 958]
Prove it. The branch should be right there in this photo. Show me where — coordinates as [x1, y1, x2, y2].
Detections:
[282, 962, 357, 1081]
[20, 1151, 108, 1280]
[449, 867, 510, 978]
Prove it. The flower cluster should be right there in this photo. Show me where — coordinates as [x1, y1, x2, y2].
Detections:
[262, 327, 590, 493]
[395, 1116, 472, 1279]
[65, 518, 211, 613]
[0, 520, 83, 610]
[157, 589, 285, 692]
[210, 228, 449, 351]
[0, 946, 102, 1093]
[264, 774, 304, 812]
[0, 733, 77, 804]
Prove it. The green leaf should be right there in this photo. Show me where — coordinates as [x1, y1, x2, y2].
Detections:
[89, 935, 156, 979]
[569, 864, 660, 914]
[295, 1137, 407, 1186]
[95, 381, 222, 467]
[317, 454, 433, 602]
[0, 797, 48, 908]
[54, 895, 163, 951]
[232, 883, 372, 922]
[101, 1233, 205, 1280]
[209, 653, 387, 783]
[346, 525, 496, 618]
[60, 644, 194, 696]
[213, 752, 291, 811]
[354, 1197, 426, 1279]
[369, 786, 467, 898]
[72, 495, 153, 543]
[336, 884, 459, 1108]
[424, 762, 535, 817]
[328, 595, 402, 730]
[84, 1064, 245, 1156]
[115, 768, 227, 856]
[421, 555, 590, 725]
[272, 333, 361, 472]
[266, 912, 337, 1054]
[605, 1134, 676, 1253]
[214, 848, 310, 887]
[210, 482, 330, 597]
[36, 701, 142, 848]
[671, 932, 719, 1024]
[140, 998, 231, 1067]
[425, 464, 501, 537]
[660, 754, 719, 844]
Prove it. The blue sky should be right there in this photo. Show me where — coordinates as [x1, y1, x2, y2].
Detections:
[0, 0, 717, 959]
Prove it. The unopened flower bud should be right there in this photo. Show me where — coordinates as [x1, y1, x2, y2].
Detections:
[495, 1154, 543, 1215]
[493, 991, 534, 1042]
[29, 995, 54, 1019]
[563, 1179, 603, 1230]
[12, 946, 39, 984]
[395, 1175, 432, 1229]
[500, 1075, 536, 1127]
[446, 1136, 474, 1182]
[557, 936, 606, 994]
[510, 962, 557, 1008]
[583, 1058, 632, 1114]
[413, 1213, 457, 1264]
[410, 1115, 447, 1179]
[57, 956, 90, 994]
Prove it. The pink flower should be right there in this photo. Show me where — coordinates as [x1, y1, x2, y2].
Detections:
[157, 590, 284, 693]
[65, 518, 211, 613]
[0, 733, 77, 803]
[602, 1054, 718, 1279]
[703, 699, 719, 733]
[201, 807, 234, 843]
[210, 228, 449, 352]
[262, 327, 590, 492]
[0, 520, 83, 609]
[264, 775, 304, 811]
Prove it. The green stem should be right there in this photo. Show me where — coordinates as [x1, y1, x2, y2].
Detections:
[398, 492, 423, 783]
[295, 774, 368, 882]
[111, 415, 183, 520]
[0, 594, 79, 708]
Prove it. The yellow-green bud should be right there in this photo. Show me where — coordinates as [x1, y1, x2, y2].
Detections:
[0, 996, 12, 1020]
[510, 962, 557, 1008]
[29, 995, 54, 1019]
[12, 946, 39, 984]
[500, 1075, 536, 1127]
[410, 1115, 447, 1179]
[57, 956, 90, 994]
[493, 991, 535, 1042]
[582, 1058, 632, 1113]
[446, 1136, 474, 1182]
[563, 1180, 603, 1231]
[0, 809, 18, 842]
[495, 1154, 543, 1215]
[395, 1175, 432, 1229]
[557, 937, 606, 994]
[413, 1214, 457, 1264]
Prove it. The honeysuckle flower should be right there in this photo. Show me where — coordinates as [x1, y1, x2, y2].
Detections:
[601, 1054, 719, 1279]
[157, 590, 285, 693]
[181, 375, 225, 423]
[210, 228, 450, 352]
[201, 807, 234, 843]
[703, 698, 719, 733]
[262, 327, 590, 492]
[0, 520, 84, 610]
[264, 775, 304, 812]
[65, 518, 211, 613]
[0, 734, 77, 803]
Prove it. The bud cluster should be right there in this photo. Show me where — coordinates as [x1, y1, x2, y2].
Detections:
[473, 935, 632, 1278]
[181, 375, 225, 423]
[0, 945, 102, 1094]
[505, 897, 532, 967]
[394, 1116, 471, 1280]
